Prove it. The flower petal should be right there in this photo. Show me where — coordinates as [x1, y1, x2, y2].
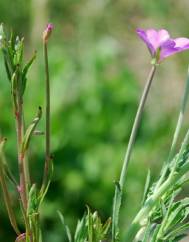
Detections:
[136, 28, 171, 56]
[157, 29, 170, 45]
[145, 29, 160, 50]
[160, 38, 189, 61]
[136, 28, 156, 55]
[174, 38, 189, 48]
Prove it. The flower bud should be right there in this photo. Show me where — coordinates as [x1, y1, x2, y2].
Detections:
[43, 23, 53, 43]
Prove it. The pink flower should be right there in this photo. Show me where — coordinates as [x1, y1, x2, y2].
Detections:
[136, 28, 189, 62]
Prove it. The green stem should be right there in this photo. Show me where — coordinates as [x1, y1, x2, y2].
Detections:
[44, 42, 50, 161]
[16, 96, 33, 241]
[119, 64, 157, 188]
[41, 41, 51, 196]
[112, 64, 157, 241]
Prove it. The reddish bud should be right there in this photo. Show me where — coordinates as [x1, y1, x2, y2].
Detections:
[43, 23, 53, 43]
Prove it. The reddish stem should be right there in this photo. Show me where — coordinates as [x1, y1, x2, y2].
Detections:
[15, 100, 27, 210]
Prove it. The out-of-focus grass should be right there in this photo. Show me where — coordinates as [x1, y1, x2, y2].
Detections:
[0, 0, 189, 241]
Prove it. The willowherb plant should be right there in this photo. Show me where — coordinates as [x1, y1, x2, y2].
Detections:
[0, 23, 53, 242]
[1, 24, 189, 242]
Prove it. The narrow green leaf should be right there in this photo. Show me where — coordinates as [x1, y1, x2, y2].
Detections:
[57, 211, 72, 242]
[27, 184, 39, 216]
[21, 51, 36, 95]
[150, 224, 160, 242]
[39, 155, 53, 204]
[87, 206, 93, 242]
[74, 215, 87, 242]
[164, 222, 189, 240]
[112, 182, 122, 241]
[165, 198, 189, 230]
[0, 138, 20, 235]
[21, 106, 42, 157]
[4, 58, 11, 81]
[142, 220, 151, 242]
[2, 154, 17, 187]
[172, 234, 188, 242]
[13, 37, 24, 66]
[11, 69, 18, 113]
[142, 169, 151, 206]
[102, 217, 111, 238]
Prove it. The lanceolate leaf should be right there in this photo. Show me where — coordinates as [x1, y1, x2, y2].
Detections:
[141, 169, 151, 206]
[112, 182, 122, 241]
[142, 220, 151, 242]
[21, 107, 42, 157]
[102, 217, 111, 238]
[164, 222, 189, 240]
[0, 138, 20, 235]
[39, 156, 53, 204]
[87, 206, 93, 242]
[13, 37, 24, 66]
[4, 57, 11, 81]
[2, 48, 14, 81]
[27, 184, 38, 216]
[74, 216, 87, 242]
[164, 198, 189, 231]
[57, 211, 72, 242]
[21, 51, 36, 95]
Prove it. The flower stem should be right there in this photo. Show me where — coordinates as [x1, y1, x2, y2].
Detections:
[41, 41, 51, 194]
[119, 65, 156, 188]
[112, 64, 157, 241]
[44, 42, 50, 162]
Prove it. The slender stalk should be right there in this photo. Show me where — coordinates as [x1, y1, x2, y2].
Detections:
[16, 96, 28, 210]
[41, 41, 51, 193]
[44, 42, 50, 162]
[23, 113, 31, 187]
[120, 64, 156, 188]
[112, 64, 157, 241]
[16, 97, 33, 242]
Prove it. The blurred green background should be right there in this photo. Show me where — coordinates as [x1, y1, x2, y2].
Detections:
[0, 0, 189, 241]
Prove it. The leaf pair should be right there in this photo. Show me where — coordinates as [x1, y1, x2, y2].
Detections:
[0, 24, 36, 98]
